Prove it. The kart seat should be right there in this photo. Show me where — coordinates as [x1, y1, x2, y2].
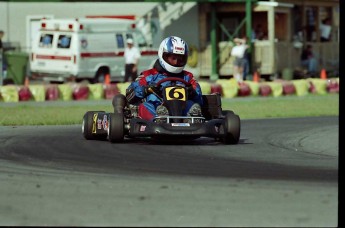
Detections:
[201, 93, 222, 120]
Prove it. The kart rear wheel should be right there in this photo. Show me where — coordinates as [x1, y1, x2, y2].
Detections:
[108, 113, 124, 143]
[82, 111, 107, 140]
[223, 112, 240, 144]
[222, 110, 234, 116]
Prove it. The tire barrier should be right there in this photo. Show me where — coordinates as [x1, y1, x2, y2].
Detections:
[104, 84, 120, 100]
[259, 84, 272, 97]
[292, 79, 309, 96]
[308, 78, 328, 95]
[87, 83, 104, 100]
[244, 81, 260, 96]
[210, 83, 223, 96]
[216, 79, 238, 98]
[57, 84, 73, 101]
[281, 80, 296, 95]
[29, 85, 45, 101]
[237, 83, 251, 97]
[0, 78, 339, 103]
[198, 81, 211, 95]
[265, 82, 283, 97]
[72, 84, 89, 100]
[18, 86, 31, 101]
[45, 85, 59, 101]
[187, 45, 198, 68]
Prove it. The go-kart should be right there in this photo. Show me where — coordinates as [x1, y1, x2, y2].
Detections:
[82, 77, 240, 144]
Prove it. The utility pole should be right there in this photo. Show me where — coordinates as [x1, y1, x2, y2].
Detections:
[210, 3, 218, 81]
[0, 50, 3, 85]
[210, 0, 255, 81]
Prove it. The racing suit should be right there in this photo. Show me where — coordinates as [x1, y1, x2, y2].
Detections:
[126, 60, 203, 121]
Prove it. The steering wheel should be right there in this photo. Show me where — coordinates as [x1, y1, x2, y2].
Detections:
[156, 77, 191, 87]
[146, 77, 191, 99]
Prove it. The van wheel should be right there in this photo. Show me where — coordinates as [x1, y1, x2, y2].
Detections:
[95, 72, 105, 83]
[94, 68, 109, 83]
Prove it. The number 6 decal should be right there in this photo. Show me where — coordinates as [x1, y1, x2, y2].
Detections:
[165, 87, 186, 101]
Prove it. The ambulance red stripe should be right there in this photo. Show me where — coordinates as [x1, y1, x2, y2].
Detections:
[80, 52, 121, 58]
[36, 55, 72, 60]
[80, 51, 157, 58]
[35, 51, 158, 60]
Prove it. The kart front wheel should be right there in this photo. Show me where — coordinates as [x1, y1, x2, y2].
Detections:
[82, 111, 107, 140]
[223, 112, 241, 144]
[108, 113, 124, 143]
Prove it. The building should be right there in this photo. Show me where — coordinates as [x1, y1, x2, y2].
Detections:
[0, 0, 339, 80]
[196, 0, 339, 79]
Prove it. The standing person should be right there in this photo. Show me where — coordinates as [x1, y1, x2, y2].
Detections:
[241, 36, 250, 81]
[0, 30, 4, 51]
[125, 36, 203, 122]
[253, 24, 265, 40]
[124, 38, 141, 82]
[300, 44, 317, 75]
[0, 30, 5, 84]
[320, 18, 332, 42]
[231, 37, 248, 82]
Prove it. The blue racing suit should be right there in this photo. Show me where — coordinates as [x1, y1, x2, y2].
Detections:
[126, 60, 203, 121]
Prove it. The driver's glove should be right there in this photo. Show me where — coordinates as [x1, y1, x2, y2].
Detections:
[144, 84, 160, 95]
[186, 85, 197, 98]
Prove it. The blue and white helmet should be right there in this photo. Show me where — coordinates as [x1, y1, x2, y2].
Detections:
[158, 36, 188, 74]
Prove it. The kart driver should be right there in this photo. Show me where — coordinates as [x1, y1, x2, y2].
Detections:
[126, 36, 203, 121]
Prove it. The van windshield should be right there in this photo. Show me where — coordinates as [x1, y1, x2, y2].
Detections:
[39, 34, 53, 48]
[58, 35, 71, 49]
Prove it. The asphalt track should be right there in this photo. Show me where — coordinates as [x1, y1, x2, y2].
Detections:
[0, 116, 339, 226]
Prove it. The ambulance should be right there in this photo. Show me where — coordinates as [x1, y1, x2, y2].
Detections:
[30, 17, 158, 83]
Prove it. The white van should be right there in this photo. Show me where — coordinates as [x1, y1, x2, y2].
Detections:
[30, 17, 158, 83]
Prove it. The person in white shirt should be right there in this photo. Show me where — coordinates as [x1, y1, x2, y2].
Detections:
[320, 18, 332, 42]
[124, 38, 141, 82]
[231, 37, 249, 83]
[0, 30, 4, 51]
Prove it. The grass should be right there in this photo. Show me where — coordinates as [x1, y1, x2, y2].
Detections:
[223, 94, 339, 119]
[0, 94, 339, 126]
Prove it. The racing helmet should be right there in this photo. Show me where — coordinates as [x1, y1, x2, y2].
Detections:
[158, 36, 188, 74]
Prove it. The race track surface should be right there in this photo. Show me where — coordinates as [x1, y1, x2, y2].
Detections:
[0, 116, 339, 226]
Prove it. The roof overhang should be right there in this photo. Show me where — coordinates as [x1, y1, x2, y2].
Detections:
[256, 1, 294, 8]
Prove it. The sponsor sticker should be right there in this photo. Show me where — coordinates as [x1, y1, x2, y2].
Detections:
[92, 113, 97, 133]
[171, 123, 190, 127]
[102, 115, 108, 131]
[140, 125, 146, 132]
[97, 118, 102, 129]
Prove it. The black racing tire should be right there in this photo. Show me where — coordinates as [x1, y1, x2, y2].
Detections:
[95, 71, 105, 83]
[2, 78, 15, 85]
[82, 111, 106, 140]
[94, 67, 109, 83]
[108, 113, 124, 143]
[223, 112, 241, 144]
[222, 110, 234, 116]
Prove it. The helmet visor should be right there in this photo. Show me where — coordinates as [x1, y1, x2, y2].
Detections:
[162, 53, 187, 67]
